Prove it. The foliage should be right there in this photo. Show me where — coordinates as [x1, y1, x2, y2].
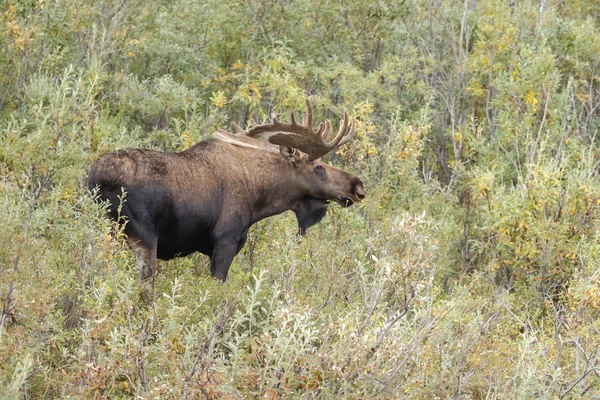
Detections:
[1, 0, 600, 398]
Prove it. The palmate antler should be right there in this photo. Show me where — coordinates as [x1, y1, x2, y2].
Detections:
[231, 99, 355, 159]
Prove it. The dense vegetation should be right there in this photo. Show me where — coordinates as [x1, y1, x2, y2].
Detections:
[2, 0, 600, 398]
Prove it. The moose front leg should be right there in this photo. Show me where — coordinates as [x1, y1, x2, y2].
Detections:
[210, 238, 239, 281]
[210, 229, 249, 281]
[127, 236, 157, 301]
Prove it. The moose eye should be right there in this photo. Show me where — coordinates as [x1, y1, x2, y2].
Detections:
[315, 165, 324, 173]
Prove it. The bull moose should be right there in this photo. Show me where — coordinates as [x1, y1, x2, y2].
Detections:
[88, 100, 365, 290]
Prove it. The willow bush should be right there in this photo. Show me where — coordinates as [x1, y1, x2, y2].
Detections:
[2, 0, 600, 398]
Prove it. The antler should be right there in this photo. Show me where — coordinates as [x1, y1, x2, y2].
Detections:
[231, 99, 355, 159]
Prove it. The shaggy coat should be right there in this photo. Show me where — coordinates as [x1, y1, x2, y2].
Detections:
[88, 138, 365, 283]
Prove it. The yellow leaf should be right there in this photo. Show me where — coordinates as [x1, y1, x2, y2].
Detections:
[210, 91, 227, 108]
[525, 90, 538, 106]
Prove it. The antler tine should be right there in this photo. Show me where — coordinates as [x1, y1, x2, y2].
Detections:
[290, 111, 297, 126]
[336, 118, 356, 148]
[303, 99, 313, 129]
[326, 109, 352, 147]
[320, 120, 333, 140]
[315, 121, 327, 137]
[250, 118, 260, 128]
[231, 122, 246, 134]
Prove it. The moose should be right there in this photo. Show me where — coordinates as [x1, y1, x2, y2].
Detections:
[88, 100, 365, 290]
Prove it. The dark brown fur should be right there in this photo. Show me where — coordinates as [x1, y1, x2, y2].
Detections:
[88, 138, 365, 284]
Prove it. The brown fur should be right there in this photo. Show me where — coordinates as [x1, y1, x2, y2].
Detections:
[88, 138, 365, 284]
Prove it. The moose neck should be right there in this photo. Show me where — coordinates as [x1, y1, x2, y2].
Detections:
[249, 156, 311, 225]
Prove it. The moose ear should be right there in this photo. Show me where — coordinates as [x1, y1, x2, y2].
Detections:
[280, 146, 301, 165]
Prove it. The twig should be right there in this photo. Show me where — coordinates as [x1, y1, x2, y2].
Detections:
[183, 302, 235, 399]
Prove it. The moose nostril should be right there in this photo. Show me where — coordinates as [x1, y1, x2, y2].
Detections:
[354, 185, 366, 200]
[351, 178, 366, 201]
